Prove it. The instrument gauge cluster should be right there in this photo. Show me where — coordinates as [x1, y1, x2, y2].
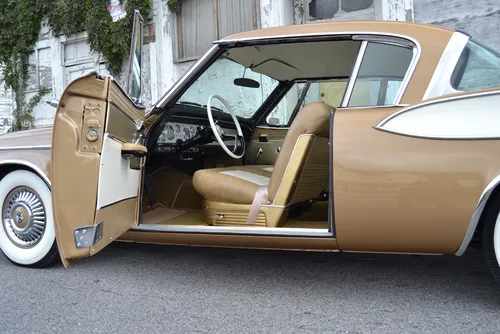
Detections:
[157, 122, 199, 145]
[157, 121, 237, 146]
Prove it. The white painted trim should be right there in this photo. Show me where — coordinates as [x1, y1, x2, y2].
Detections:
[375, 90, 500, 140]
[422, 32, 469, 100]
[219, 170, 270, 186]
[96, 134, 141, 209]
[262, 167, 274, 172]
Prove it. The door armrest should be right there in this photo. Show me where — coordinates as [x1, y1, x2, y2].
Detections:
[121, 143, 148, 159]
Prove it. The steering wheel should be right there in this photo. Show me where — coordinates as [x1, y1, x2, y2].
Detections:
[206, 95, 245, 159]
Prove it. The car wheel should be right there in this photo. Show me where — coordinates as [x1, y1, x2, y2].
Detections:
[0, 170, 58, 268]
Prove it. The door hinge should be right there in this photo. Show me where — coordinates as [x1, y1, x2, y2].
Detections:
[74, 221, 104, 249]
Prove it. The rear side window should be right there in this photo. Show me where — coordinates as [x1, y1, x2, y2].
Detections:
[451, 39, 500, 91]
[348, 42, 413, 107]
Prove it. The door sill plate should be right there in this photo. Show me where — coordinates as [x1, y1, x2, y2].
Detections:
[131, 224, 333, 237]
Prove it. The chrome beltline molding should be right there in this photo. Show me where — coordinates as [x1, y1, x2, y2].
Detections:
[0, 145, 51, 151]
[456, 175, 500, 255]
[131, 224, 333, 237]
[0, 159, 51, 187]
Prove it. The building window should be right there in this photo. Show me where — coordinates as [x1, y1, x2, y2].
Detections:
[347, 42, 413, 107]
[27, 46, 52, 92]
[308, 0, 373, 20]
[450, 39, 500, 92]
[175, 0, 260, 61]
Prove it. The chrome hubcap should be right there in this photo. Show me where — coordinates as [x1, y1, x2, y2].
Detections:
[2, 187, 46, 248]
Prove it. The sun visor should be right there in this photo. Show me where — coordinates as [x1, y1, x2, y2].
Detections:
[251, 59, 301, 81]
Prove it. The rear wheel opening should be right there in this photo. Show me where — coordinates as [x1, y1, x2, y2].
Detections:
[481, 191, 500, 283]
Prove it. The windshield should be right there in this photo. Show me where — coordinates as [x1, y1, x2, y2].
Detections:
[177, 56, 279, 119]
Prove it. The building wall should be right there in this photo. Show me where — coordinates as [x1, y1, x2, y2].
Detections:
[414, 0, 500, 52]
[0, 79, 13, 134]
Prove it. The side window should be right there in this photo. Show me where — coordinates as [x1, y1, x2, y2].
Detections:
[348, 42, 413, 107]
[451, 39, 500, 91]
[265, 79, 347, 127]
[265, 82, 307, 127]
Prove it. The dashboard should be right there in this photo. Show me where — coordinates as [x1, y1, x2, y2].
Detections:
[156, 122, 237, 146]
[157, 122, 198, 144]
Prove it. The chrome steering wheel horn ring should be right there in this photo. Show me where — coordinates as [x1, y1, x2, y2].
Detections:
[206, 94, 245, 159]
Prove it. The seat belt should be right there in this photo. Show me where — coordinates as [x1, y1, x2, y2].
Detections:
[247, 186, 269, 224]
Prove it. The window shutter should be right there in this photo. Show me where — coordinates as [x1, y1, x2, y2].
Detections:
[179, 0, 216, 59]
[217, 0, 256, 39]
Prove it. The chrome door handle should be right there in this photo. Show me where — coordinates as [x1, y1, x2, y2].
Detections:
[255, 147, 263, 163]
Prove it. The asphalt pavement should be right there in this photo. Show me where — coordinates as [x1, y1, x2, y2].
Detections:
[1, 242, 500, 333]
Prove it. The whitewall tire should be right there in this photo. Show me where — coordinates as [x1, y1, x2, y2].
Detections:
[0, 170, 58, 267]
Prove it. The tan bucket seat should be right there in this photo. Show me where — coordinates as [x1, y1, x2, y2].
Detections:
[193, 102, 332, 226]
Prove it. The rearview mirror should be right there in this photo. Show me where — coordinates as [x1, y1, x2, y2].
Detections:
[126, 10, 144, 103]
[234, 77, 260, 88]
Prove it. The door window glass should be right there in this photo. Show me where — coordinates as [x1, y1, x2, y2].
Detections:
[348, 42, 413, 107]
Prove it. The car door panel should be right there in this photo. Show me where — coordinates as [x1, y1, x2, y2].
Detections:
[51, 73, 145, 267]
[333, 91, 500, 254]
[245, 127, 288, 165]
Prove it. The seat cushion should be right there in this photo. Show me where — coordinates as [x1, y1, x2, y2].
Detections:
[192, 166, 273, 204]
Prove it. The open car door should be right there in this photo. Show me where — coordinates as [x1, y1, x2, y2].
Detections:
[51, 11, 145, 267]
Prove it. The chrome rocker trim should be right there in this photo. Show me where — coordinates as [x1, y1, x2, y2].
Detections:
[0, 145, 51, 151]
[131, 224, 333, 238]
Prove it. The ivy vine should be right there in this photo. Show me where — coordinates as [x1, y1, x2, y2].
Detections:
[0, 0, 151, 131]
[167, 0, 185, 13]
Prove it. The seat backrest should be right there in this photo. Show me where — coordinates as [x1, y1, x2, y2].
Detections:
[267, 102, 332, 203]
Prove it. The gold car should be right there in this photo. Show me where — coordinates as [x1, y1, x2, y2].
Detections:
[2, 15, 500, 283]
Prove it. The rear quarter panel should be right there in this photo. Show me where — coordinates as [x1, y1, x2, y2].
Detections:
[333, 92, 500, 254]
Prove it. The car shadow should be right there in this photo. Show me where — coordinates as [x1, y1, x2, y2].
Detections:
[69, 241, 500, 307]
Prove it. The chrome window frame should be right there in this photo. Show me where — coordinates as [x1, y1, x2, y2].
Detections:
[154, 32, 422, 111]
[340, 34, 420, 107]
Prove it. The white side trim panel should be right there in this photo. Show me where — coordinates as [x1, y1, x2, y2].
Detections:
[422, 32, 469, 100]
[376, 91, 500, 139]
[219, 170, 270, 186]
[97, 134, 141, 209]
